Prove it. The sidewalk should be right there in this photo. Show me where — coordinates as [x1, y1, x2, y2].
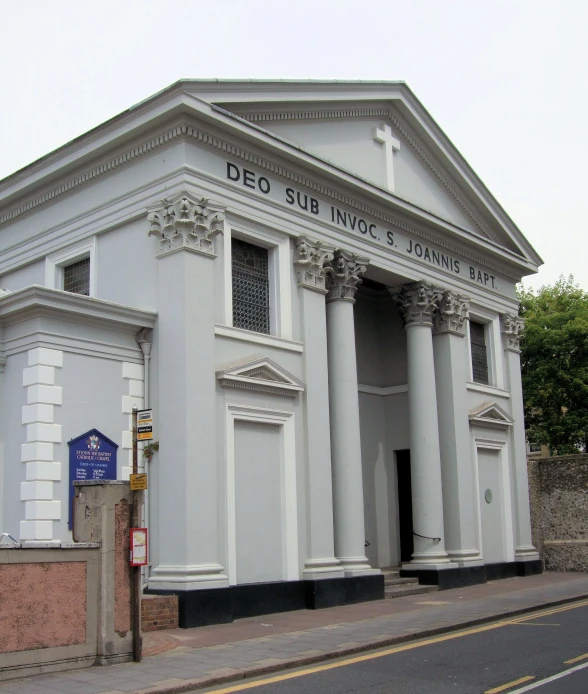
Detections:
[2, 572, 588, 694]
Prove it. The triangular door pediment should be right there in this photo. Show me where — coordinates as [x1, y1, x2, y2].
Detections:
[469, 401, 513, 429]
[216, 355, 305, 397]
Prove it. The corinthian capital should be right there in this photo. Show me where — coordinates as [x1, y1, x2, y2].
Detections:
[325, 249, 369, 303]
[433, 290, 470, 336]
[293, 236, 335, 294]
[394, 281, 440, 327]
[147, 193, 225, 256]
[500, 313, 524, 352]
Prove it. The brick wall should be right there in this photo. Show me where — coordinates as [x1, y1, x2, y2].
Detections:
[141, 595, 178, 632]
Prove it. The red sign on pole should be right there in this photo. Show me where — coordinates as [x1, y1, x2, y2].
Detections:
[130, 527, 148, 566]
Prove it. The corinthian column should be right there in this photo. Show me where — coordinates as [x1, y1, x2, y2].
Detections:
[293, 237, 342, 580]
[395, 282, 453, 568]
[500, 314, 540, 566]
[433, 291, 482, 566]
[326, 249, 377, 576]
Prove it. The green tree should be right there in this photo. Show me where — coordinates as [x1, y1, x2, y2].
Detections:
[517, 276, 588, 455]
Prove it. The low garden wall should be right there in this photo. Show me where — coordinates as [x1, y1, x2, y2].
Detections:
[0, 481, 134, 680]
[528, 454, 588, 571]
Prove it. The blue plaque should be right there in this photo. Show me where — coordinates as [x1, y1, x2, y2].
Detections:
[68, 429, 118, 528]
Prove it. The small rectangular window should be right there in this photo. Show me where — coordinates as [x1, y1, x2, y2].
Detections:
[470, 320, 489, 384]
[528, 443, 542, 453]
[63, 257, 90, 296]
[231, 238, 270, 334]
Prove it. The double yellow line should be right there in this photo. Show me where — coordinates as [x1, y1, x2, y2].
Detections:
[204, 599, 588, 694]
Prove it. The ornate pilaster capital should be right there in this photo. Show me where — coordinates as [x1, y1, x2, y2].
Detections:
[393, 281, 440, 327]
[147, 193, 225, 257]
[433, 290, 470, 336]
[325, 249, 369, 303]
[500, 313, 524, 352]
[293, 235, 335, 294]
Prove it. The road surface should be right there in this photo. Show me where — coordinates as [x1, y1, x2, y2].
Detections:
[199, 600, 588, 693]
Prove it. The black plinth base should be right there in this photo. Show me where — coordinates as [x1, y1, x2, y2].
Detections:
[148, 574, 385, 628]
[400, 559, 543, 590]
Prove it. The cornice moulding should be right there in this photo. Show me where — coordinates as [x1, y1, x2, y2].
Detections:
[2, 331, 145, 362]
[0, 126, 188, 227]
[0, 89, 196, 199]
[0, 286, 157, 330]
[0, 117, 535, 281]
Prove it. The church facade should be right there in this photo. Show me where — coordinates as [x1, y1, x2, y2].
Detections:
[0, 80, 542, 626]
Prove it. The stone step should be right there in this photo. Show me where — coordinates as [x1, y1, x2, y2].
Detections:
[380, 567, 401, 576]
[384, 576, 420, 587]
[384, 583, 439, 599]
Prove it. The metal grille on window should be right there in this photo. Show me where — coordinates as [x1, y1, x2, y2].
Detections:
[470, 320, 489, 384]
[63, 257, 90, 296]
[232, 238, 270, 334]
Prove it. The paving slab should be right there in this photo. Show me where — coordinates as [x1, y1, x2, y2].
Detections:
[0, 572, 587, 694]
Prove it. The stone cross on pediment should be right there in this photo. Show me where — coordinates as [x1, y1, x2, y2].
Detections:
[373, 123, 400, 192]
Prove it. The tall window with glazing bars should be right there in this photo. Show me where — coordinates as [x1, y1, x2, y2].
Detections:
[231, 238, 270, 334]
[470, 320, 489, 384]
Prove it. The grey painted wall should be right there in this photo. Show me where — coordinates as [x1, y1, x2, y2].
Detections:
[96, 221, 158, 309]
[1, 352, 27, 539]
[57, 353, 129, 540]
[0, 260, 44, 292]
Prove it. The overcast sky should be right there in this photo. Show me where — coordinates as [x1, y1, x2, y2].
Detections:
[1, 0, 585, 291]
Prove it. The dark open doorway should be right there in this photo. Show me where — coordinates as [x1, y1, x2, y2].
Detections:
[396, 449, 413, 564]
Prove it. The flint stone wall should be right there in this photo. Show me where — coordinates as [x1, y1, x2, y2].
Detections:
[528, 454, 588, 571]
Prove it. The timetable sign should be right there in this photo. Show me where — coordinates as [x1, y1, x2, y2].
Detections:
[137, 409, 153, 441]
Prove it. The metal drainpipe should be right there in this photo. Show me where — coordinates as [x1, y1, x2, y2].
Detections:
[136, 329, 152, 587]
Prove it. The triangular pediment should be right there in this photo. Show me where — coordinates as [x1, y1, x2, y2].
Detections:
[0, 80, 541, 279]
[469, 401, 513, 429]
[180, 81, 540, 265]
[216, 355, 305, 397]
[228, 105, 490, 240]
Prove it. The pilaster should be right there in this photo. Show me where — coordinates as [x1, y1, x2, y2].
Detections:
[294, 238, 342, 579]
[433, 292, 482, 566]
[20, 348, 63, 541]
[147, 193, 228, 591]
[325, 250, 378, 576]
[293, 235, 333, 295]
[394, 282, 453, 568]
[500, 313, 539, 562]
